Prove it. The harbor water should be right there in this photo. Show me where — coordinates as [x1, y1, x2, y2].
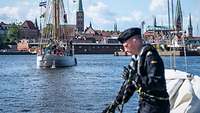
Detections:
[0, 55, 200, 113]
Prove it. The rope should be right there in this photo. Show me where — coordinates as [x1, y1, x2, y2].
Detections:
[136, 87, 169, 101]
[119, 81, 129, 113]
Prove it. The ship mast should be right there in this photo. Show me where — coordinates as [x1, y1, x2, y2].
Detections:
[53, 0, 60, 41]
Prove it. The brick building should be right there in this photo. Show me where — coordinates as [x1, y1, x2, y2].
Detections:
[19, 20, 40, 43]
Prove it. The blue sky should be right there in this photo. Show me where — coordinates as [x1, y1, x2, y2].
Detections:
[0, 0, 200, 36]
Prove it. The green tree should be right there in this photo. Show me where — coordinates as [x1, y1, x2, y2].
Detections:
[0, 30, 7, 44]
[0, 36, 3, 44]
[4, 23, 20, 44]
[0, 33, 9, 49]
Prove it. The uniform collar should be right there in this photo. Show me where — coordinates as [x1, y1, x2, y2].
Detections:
[131, 55, 139, 61]
[138, 43, 149, 56]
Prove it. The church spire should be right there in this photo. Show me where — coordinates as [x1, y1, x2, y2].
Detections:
[78, 0, 83, 11]
[76, 0, 84, 32]
[175, 0, 183, 31]
[154, 16, 157, 27]
[188, 13, 193, 38]
[114, 23, 117, 32]
[89, 21, 92, 27]
[189, 13, 192, 28]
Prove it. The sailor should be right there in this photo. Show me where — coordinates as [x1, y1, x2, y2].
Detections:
[102, 27, 170, 113]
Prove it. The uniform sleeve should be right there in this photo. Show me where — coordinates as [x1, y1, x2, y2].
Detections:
[115, 81, 136, 104]
[145, 52, 166, 91]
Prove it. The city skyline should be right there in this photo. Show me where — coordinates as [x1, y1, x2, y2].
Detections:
[0, 0, 200, 36]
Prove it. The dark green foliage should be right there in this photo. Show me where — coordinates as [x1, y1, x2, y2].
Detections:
[4, 23, 20, 44]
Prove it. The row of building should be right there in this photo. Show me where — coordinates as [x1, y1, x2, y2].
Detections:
[143, 0, 200, 49]
[1, 0, 200, 52]
[0, 21, 40, 43]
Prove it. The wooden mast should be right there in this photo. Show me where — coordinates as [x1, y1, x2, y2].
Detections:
[53, 0, 60, 41]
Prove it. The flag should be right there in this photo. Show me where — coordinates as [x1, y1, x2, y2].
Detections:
[39, 1, 47, 7]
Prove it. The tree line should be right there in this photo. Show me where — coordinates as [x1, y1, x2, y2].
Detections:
[0, 23, 20, 49]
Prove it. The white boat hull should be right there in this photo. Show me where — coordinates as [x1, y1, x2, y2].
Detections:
[37, 54, 77, 68]
[165, 69, 200, 113]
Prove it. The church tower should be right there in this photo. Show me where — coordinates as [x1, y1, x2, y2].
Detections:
[76, 0, 84, 32]
[188, 13, 193, 38]
[114, 23, 118, 32]
[175, 0, 183, 31]
[154, 16, 157, 27]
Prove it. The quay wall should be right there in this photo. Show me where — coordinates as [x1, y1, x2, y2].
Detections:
[0, 51, 36, 55]
[114, 50, 200, 56]
[2, 43, 200, 56]
[1, 43, 123, 55]
[73, 43, 122, 54]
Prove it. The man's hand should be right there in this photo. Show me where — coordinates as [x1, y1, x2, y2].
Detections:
[122, 65, 139, 85]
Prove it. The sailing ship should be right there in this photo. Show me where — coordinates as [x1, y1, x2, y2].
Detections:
[37, 0, 77, 68]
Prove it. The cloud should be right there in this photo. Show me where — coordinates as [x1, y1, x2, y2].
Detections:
[85, 2, 115, 24]
[0, 6, 19, 18]
[85, 2, 144, 30]
[116, 10, 142, 23]
[19, 0, 30, 6]
[26, 7, 40, 21]
[0, 2, 41, 23]
[150, 0, 166, 14]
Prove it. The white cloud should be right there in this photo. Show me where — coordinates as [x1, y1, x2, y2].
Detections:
[0, 0, 41, 23]
[116, 10, 142, 22]
[0, 6, 19, 17]
[26, 7, 40, 21]
[85, 2, 144, 29]
[150, 0, 166, 14]
[19, 0, 30, 6]
[85, 2, 115, 24]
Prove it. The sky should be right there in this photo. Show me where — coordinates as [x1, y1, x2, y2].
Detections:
[0, 0, 200, 36]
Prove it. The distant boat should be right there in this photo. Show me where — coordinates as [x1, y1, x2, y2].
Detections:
[37, 0, 77, 68]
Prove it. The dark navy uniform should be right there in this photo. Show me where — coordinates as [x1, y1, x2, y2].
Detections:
[135, 44, 170, 113]
[103, 44, 170, 113]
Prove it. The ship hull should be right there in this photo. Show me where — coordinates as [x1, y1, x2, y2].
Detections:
[37, 54, 77, 68]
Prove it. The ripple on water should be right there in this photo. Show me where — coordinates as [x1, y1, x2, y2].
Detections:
[0, 55, 200, 113]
